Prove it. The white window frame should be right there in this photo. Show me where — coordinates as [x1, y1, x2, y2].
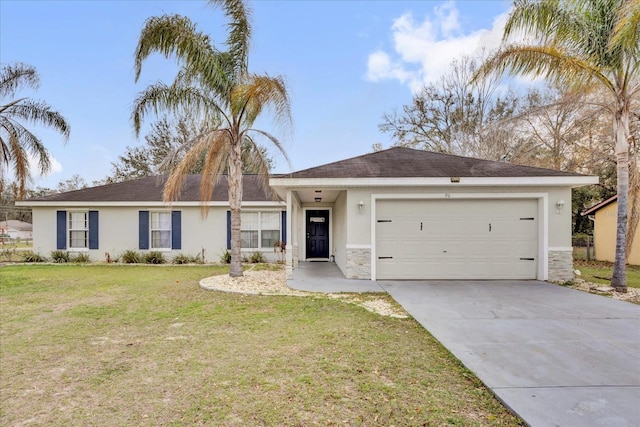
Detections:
[68, 211, 89, 251]
[240, 211, 282, 250]
[150, 211, 172, 251]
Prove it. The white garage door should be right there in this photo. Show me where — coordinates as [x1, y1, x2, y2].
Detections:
[376, 199, 538, 280]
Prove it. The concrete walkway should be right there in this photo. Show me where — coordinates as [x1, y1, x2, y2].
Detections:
[379, 280, 640, 427]
[287, 261, 384, 293]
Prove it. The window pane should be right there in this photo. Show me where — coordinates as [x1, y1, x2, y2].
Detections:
[151, 212, 170, 229]
[69, 212, 87, 230]
[151, 230, 171, 248]
[261, 212, 280, 229]
[70, 230, 87, 248]
[261, 230, 280, 248]
[241, 212, 259, 230]
[241, 230, 258, 248]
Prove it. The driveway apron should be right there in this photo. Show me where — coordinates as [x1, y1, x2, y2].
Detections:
[379, 280, 640, 427]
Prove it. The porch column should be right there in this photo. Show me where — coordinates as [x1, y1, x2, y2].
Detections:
[285, 190, 294, 279]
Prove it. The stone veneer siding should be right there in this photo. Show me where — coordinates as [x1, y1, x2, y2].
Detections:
[548, 249, 574, 282]
[346, 248, 371, 279]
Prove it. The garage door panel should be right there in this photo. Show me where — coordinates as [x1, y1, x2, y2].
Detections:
[376, 199, 538, 280]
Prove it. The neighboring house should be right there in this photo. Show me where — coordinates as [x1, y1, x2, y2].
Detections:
[581, 195, 640, 265]
[269, 147, 597, 282]
[17, 175, 286, 263]
[18, 147, 597, 281]
[0, 220, 33, 241]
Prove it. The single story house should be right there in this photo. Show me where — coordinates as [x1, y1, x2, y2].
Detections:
[18, 147, 597, 281]
[581, 194, 640, 265]
[0, 220, 33, 241]
[17, 175, 286, 263]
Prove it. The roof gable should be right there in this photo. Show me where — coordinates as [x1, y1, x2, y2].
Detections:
[23, 175, 278, 203]
[276, 147, 584, 179]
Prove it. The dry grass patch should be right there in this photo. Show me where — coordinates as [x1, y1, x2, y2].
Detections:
[1, 264, 522, 426]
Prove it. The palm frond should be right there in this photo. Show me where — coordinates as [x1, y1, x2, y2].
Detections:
[3, 100, 70, 141]
[242, 135, 279, 200]
[610, 0, 640, 65]
[0, 62, 39, 98]
[133, 14, 224, 85]
[474, 44, 615, 93]
[0, 116, 17, 165]
[0, 116, 51, 174]
[504, 0, 583, 45]
[244, 128, 293, 171]
[131, 82, 222, 136]
[8, 125, 31, 196]
[198, 130, 231, 216]
[208, 0, 252, 73]
[162, 135, 213, 203]
[233, 74, 292, 132]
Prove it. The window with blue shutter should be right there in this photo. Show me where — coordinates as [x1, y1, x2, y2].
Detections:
[226, 210, 231, 250]
[281, 211, 287, 245]
[139, 211, 150, 249]
[56, 211, 67, 249]
[171, 211, 181, 250]
[88, 211, 99, 249]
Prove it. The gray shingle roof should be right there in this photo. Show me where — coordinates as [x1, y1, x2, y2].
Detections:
[0, 220, 32, 231]
[274, 147, 583, 179]
[26, 175, 278, 202]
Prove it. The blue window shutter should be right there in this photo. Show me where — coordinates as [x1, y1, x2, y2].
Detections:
[56, 211, 67, 249]
[88, 211, 99, 249]
[226, 210, 231, 250]
[281, 211, 286, 245]
[171, 211, 181, 250]
[139, 211, 149, 250]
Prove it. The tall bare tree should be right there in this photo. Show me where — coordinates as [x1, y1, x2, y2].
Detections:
[132, 0, 292, 277]
[379, 53, 523, 160]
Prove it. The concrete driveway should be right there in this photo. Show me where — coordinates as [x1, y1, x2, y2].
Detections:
[378, 280, 640, 427]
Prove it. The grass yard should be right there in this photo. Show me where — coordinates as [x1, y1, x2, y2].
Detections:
[0, 264, 521, 426]
[574, 259, 640, 288]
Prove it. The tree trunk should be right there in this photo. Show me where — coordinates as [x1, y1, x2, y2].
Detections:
[611, 103, 630, 292]
[625, 155, 639, 262]
[228, 139, 244, 278]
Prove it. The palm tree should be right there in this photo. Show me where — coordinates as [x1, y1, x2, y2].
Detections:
[0, 63, 70, 198]
[475, 0, 639, 292]
[132, 0, 292, 277]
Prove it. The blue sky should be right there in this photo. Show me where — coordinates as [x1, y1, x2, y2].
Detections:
[1, 0, 512, 189]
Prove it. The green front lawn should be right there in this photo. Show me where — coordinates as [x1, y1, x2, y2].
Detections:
[0, 264, 521, 426]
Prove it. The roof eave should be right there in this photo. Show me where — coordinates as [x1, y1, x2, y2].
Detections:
[581, 194, 618, 216]
[269, 176, 599, 188]
[16, 200, 286, 208]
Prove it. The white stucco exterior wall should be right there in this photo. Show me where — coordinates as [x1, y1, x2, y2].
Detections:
[30, 204, 285, 263]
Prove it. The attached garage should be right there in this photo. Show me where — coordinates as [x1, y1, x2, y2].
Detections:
[270, 147, 599, 282]
[375, 199, 539, 280]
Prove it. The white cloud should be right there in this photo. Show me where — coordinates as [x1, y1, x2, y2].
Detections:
[366, 51, 414, 85]
[366, 2, 510, 93]
[435, 1, 460, 36]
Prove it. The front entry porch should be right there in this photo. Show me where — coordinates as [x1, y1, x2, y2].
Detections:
[286, 261, 384, 293]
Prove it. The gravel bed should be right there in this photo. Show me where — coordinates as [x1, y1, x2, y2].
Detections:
[199, 267, 409, 318]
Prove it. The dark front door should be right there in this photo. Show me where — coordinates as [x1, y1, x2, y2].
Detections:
[306, 210, 329, 259]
